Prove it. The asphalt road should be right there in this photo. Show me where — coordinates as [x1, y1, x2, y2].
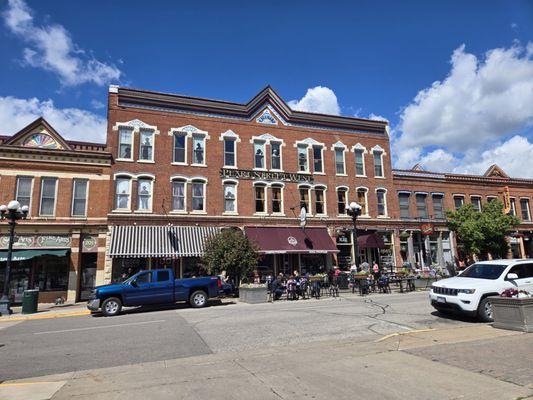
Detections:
[0, 291, 477, 381]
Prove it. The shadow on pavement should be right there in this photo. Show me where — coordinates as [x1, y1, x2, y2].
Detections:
[430, 310, 483, 324]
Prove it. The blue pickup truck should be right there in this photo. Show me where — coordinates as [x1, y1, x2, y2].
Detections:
[87, 269, 221, 316]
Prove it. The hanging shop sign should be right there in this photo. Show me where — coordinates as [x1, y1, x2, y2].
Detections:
[220, 168, 314, 183]
[336, 231, 352, 244]
[420, 223, 434, 236]
[0, 234, 71, 249]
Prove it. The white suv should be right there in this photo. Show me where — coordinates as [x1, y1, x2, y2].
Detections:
[429, 259, 533, 321]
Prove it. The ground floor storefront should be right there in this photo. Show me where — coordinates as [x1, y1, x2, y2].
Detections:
[0, 227, 106, 304]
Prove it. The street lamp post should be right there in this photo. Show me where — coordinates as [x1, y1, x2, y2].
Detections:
[0, 200, 29, 316]
[345, 202, 362, 270]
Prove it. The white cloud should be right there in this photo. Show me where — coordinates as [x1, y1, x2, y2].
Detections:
[3, 0, 121, 87]
[368, 113, 389, 122]
[90, 99, 105, 110]
[288, 86, 341, 115]
[0, 96, 106, 143]
[394, 42, 533, 177]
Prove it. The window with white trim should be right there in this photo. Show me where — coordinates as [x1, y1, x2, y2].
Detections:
[298, 144, 309, 172]
[192, 135, 205, 165]
[271, 142, 281, 170]
[314, 187, 326, 215]
[72, 179, 88, 217]
[416, 193, 428, 218]
[520, 198, 531, 221]
[432, 194, 444, 219]
[191, 181, 205, 212]
[254, 141, 265, 169]
[335, 148, 345, 175]
[454, 195, 464, 210]
[173, 133, 187, 164]
[224, 138, 236, 167]
[337, 188, 348, 215]
[172, 180, 186, 212]
[299, 186, 311, 214]
[254, 184, 266, 213]
[312, 145, 323, 173]
[471, 196, 482, 212]
[510, 198, 516, 216]
[39, 177, 57, 216]
[118, 128, 133, 160]
[376, 189, 387, 216]
[355, 149, 365, 176]
[357, 188, 368, 215]
[139, 130, 154, 161]
[271, 185, 283, 214]
[115, 177, 131, 210]
[399, 193, 410, 219]
[373, 150, 384, 177]
[223, 182, 237, 213]
[137, 179, 153, 212]
[16, 176, 33, 211]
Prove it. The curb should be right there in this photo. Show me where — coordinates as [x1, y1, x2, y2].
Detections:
[0, 309, 90, 322]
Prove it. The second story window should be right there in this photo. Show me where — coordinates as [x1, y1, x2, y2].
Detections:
[376, 189, 387, 217]
[192, 135, 205, 165]
[139, 130, 154, 161]
[335, 148, 345, 175]
[454, 195, 464, 210]
[373, 150, 384, 177]
[399, 193, 411, 219]
[337, 187, 348, 215]
[298, 144, 309, 172]
[271, 142, 281, 170]
[40, 177, 57, 216]
[72, 179, 88, 217]
[223, 182, 237, 213]
[172, 180, 186, 212]
[313, 145, 323, 173]
[16, 176, 33, 211]
[520, 198, 531, 221]
[416, 193, 428, 218]
[355, 149, 365, 176]
[314, 187, 326, 215]
[271, 185, 283, 214]
[254, 184, 266, 213]
[432, 194, 444, 219]
[254, 142, 265, 169]
[224, 138, 236, 167]
[299, 186, 311, 214]
[118, 128, 133, 160]
[357, 188, 368, 216]
[115, 177, 131, 210]
[191, 180, 206, 212]
[173, 133, 186, 164]
[510, 198, 516, 216]
[137, 179, 153, 212]
[471, 196, 482, 212]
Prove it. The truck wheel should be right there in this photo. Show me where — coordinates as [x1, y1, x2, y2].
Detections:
[477, 297, 493, 322]
[101, 297, 122, 316]
[189, 290, 208, 308]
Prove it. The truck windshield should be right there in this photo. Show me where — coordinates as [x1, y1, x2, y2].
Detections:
[459, 263, 506, 280]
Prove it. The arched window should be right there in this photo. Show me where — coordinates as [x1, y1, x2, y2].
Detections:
[356, 187, 368, 216]
[223, 179, 238, 214]
[114, 174, 134, 210]
[271, 183, 284, 214]
[254, 182, 267, 213]
[299, 185, 312, 214]
[191, 179, 207, 212]
[314, 185, 327, 215]
[171, 179, 187, 212]
[337, 187, 349, 215]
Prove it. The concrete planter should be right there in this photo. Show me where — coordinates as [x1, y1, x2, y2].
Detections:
[414, 277, 438, 289]
[239, 286, 268, 304]
[491, 296, 533, 333]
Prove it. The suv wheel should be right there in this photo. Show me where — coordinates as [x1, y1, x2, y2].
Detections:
[477, 297, 494, 322]
[101, 297, 122, 317]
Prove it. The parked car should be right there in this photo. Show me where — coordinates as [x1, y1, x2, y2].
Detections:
[429, 259, 533, 321]
[87, 269, 221, 316]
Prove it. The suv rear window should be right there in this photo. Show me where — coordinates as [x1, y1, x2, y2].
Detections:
[459, 263, 507, 280]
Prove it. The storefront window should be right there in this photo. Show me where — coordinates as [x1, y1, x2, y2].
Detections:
[182, 257, 206, 278]
[112, 258, 147, 282]
[34, 255, 69, 291]
[301, 254, 326, 275]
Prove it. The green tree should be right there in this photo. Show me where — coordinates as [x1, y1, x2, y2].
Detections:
[202, 229, 260, 283]
[446, 200, 519, 260]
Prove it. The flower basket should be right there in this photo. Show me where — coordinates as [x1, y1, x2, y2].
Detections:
[491, 296, 533, 333]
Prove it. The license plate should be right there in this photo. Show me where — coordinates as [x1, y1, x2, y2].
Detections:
[437, 296, 446, 304]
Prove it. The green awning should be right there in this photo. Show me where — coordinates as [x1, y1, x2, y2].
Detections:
[0, 249, 69, 262]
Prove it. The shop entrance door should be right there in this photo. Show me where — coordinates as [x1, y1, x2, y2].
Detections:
[79, 253, 97, 301]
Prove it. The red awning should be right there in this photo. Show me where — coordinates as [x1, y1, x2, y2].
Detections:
[357, 233, 385, 249]
[245, 226, 339, 254]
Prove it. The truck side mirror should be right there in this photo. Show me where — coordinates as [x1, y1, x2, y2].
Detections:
[506, 273, 519, 280]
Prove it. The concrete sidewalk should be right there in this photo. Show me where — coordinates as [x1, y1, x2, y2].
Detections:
[1, 324, 530, 400]
[0, 302, 89, 322]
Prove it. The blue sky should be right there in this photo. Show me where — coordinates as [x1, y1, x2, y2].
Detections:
[1, 0, 532, 176]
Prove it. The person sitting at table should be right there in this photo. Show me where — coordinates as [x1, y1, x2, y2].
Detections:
[271, 273, 284, 300]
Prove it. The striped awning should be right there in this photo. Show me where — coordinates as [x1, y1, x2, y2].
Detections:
[109, 225, 220, 258]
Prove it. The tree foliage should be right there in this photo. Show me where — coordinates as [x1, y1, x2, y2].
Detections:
[202, 229, 260, 281]
[446, 200, 519, 259]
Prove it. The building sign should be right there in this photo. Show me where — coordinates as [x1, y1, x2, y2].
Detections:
[420, 223, 434, 236]
[336, 231, 352, 245]
[82, 235, 98, 252]
[287, 236, 298, 246]
[0, 235, 71, 249]
[220, 168, 314, 183]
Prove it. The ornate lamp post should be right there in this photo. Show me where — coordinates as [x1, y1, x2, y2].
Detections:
[0, 201, 29, 316]
[345, 202, 362, 270]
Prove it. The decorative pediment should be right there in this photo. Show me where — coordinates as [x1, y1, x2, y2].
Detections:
[258, 133, 280, 142]
[351, 143, 368, 153]
[4, 118, 72, 150]
[331, 141, 347, 150]
[256, 108, 278, 125]
[114, 119, 159, 134]
[412, 163, 425, 171]
[370, 144, 386, 154]
[299, 138, 323, 146]
[484, 164, 509, 178]
[219, 129, 241, 142]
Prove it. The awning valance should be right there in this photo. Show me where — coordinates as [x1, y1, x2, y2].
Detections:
[245, 226, 338, 254]
[0, 249, 69, 262]
[357, 233, 385, 249]
[109, 225, 220, 258]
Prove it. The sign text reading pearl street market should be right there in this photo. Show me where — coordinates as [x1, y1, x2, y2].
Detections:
[219, 168, 314, 183]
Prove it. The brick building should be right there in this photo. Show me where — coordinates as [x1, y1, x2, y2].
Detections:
[0, 118, 112, 303]
[104, 85, 399, 282]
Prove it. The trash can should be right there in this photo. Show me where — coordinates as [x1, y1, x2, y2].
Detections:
[22, 289, 39, 314]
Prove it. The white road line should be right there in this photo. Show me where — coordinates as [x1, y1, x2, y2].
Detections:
[33, 319, 166, 335]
